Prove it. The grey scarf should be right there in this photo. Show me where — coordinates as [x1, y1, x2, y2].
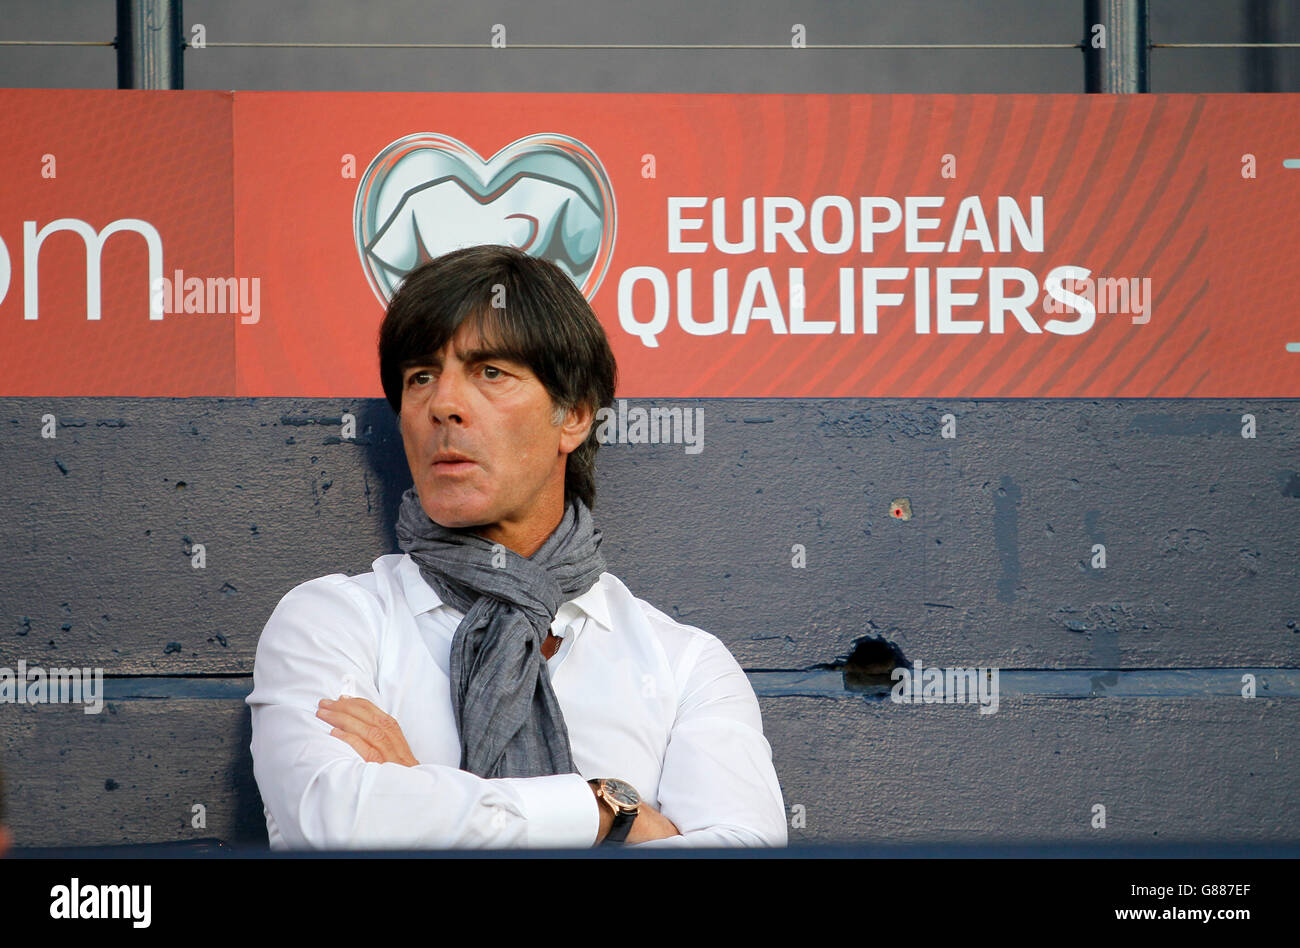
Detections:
[394, 485, 607, 779]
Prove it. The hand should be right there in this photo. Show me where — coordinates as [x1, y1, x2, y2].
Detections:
[317, 695, 419, 767]
[625, 800, 681, 845]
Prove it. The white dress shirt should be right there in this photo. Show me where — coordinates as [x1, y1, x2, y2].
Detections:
[246, 553, 788, 850]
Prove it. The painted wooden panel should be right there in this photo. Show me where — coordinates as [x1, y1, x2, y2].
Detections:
[2, 399, 1296, 674]
[2, 691, 1294, 847]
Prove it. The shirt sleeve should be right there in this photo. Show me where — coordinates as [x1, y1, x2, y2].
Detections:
[626, 632, 789, 848]
[246, 576, 600, 850]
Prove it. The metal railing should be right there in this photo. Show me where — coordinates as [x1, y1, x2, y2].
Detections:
[0, 1, 1296, 92]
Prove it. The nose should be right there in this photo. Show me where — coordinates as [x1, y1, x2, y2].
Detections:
[426, 364, 470, 426]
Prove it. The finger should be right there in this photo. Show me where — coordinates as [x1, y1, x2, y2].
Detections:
[317, 705, 395, 752]
[324, 696, 389, 727]
[321, 697, 397, 743]
[327, 727, 381, 763]
[316, 705, 381, 741]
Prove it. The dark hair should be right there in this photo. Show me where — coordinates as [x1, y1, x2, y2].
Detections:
[377, 244, 617, 510]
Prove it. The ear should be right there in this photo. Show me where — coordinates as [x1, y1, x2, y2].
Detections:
[558, 401, 594, 456]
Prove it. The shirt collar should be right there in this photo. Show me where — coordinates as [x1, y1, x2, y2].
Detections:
[397, 553, 612, 633]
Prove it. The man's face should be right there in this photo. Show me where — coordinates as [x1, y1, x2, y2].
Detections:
[398, 317, 592, 555]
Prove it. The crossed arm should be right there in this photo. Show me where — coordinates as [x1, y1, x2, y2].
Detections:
[314, 694, 682, 845]
[248, 577, 788, 849]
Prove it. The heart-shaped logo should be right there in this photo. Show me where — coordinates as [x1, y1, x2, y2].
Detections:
[353, 132, 616, 306]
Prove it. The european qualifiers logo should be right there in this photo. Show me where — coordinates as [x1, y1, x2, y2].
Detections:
[615, 194, 1152, 349]
[353, 132, 616, 305]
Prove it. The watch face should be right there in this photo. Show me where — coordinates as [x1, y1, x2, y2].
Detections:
[604, 778, 640, 807]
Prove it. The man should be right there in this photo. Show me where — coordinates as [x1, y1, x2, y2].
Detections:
[246, 244, 787, 849]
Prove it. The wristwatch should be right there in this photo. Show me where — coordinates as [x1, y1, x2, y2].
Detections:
[588, 777, 640, 845]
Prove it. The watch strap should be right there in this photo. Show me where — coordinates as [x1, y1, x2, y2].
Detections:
[603, 805, 636, 845]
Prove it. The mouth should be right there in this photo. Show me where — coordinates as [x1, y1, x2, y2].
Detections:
[431, 452, 477, 475]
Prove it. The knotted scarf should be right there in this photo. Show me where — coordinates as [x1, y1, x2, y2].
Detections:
[394, 485, 607, 778]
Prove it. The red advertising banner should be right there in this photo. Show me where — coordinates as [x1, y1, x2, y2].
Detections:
[1, 90, 1297, 397]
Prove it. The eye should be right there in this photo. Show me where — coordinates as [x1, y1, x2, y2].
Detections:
[408, 371, 432, 387]
[482, 365, 503, 380]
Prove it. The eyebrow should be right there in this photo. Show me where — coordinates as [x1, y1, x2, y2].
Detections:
[401, 347, 523, 374]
